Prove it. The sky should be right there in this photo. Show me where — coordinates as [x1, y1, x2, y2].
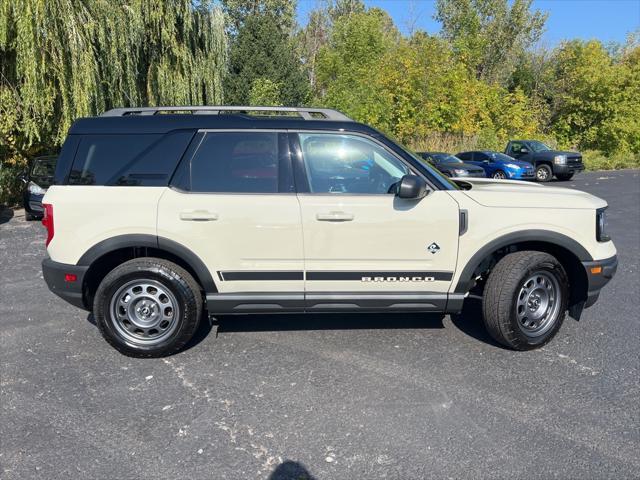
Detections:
[297, 0, 640, 46]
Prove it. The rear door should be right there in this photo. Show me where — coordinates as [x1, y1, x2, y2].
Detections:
[157, 130, 304, 312]
[292, 131, 460, 311]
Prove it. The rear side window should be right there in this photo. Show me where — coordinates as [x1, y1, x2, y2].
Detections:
[68, 131, 193, 186]
[186, 132, 282, 193]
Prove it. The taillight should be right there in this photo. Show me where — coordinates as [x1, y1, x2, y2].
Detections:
[42, 203, 54, 247]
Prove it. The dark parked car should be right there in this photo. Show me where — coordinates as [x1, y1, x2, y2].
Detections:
[416, 152, 486, 178]
[505, 140, 584, 182]
[456, 151, 535, 180]
[19, 155, 57, 220]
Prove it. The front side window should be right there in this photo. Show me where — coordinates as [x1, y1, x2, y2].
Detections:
[509, 142, 523, 155]
[298, 133, 409, 194]
[189, 132, 280, 193]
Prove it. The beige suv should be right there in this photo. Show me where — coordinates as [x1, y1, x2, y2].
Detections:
[41, 106, 617, 357]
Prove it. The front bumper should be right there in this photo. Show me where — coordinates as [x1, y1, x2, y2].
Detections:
[23, 192, 45, 215]
[509, 170, 536, 180]
[42, 258, 89, 310]
[555, 163, 584, 176]
[582, 255, 617, 308]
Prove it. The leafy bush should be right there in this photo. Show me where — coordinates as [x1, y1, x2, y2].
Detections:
[582, 150, 640, 171]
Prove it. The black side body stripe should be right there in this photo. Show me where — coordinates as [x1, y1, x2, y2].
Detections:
[219, 271, 304, 281]
[218, 271, 454, 281]
[307, 271, 453, 281]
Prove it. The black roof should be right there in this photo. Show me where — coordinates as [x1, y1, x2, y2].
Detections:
[69, 114, 376, 135]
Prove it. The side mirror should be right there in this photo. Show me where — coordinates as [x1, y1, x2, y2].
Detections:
[16, 172, 28, 183]
[397, 174, 428, 200]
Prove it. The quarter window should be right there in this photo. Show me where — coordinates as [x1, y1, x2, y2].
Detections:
[69, 134, 161, 185]
[189, 132, 280, 193]
[298, 133, 409, 194]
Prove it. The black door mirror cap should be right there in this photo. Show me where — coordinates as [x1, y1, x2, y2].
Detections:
[397, 174, 428, 200]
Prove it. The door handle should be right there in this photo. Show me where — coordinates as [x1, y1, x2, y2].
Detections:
[179, 210, 218, 221]
[316, 211, 354, 222]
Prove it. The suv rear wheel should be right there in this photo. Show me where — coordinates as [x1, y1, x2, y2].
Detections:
[482, 251, 568, 350]
[93, 258, 203, 357]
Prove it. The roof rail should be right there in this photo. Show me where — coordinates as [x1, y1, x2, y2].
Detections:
[101, 106, 353, 121]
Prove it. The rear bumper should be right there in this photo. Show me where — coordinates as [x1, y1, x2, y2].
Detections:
[42, 258, 89, 310]
[582, 255, 617, 308]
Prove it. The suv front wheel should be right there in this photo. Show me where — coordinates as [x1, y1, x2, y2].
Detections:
[482, 251, 568, 350]
[93, 258, 203, 357]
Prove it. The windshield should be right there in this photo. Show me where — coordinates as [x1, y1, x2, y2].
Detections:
[487, 152, 517, 162]
[436, 154, 463, 164]
[528, 141, 552, 152]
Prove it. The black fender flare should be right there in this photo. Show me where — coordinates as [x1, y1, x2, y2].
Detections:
[77, 234, 217, 293]
[453, 230, 592, 294]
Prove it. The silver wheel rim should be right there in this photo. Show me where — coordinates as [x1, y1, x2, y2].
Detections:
[516, 271, 561, 337]
[109, 279, 180, 346]
[536, 167, 549, 180]
[494, 171, 506, 179]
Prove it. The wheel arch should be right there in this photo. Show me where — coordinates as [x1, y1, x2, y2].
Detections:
[454, 230, 590, 312]
[78, 234, 217, 308]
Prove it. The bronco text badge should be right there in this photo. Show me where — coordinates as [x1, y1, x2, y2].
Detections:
[361, 276, 436, 282]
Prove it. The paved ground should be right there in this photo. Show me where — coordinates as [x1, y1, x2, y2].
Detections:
[1, 170, 639, 480]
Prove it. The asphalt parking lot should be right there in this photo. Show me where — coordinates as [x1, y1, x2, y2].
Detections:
[1, 170, 639, 479]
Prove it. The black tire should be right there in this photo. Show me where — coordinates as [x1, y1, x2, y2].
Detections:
[535, 164, 553, 182]
[93, 257, 203, 358]
[25, 212, 41, 221]
[556, 173, 574, 181]
[492, 170, 506, 179]
[482, 251, 569, 350]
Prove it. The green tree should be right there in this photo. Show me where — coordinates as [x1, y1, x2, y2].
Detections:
[248, 78, 283, 106]
[221, 0, 296, 34]
[315, 8, 398, 124]
[224, 13, 309, 105]
[435, 0, 547, 85]
[0, 0, 227, 205]
[547, 40, 620, 152]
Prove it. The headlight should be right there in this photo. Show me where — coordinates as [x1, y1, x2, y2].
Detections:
[504, 163, 519, 169]
[27, 181, 46, 195]
[596, 208, 610, 242]
[554, 155, 567, 164]
[453, 169, 468, 176]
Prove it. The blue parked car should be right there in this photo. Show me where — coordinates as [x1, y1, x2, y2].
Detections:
[456, 151, 535, 180]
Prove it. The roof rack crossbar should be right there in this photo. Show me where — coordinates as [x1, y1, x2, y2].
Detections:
[101, 106, 352, 121]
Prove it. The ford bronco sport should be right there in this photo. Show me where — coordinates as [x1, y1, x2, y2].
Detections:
[41, 106, 617, 357]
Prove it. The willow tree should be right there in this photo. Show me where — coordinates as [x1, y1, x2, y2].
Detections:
[0, 0, 226, 144]
[0, 0, 227, 203]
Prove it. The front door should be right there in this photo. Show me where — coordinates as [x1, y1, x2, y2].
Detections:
[157, 130, 304, 313]
[292, 132, 460, 311]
